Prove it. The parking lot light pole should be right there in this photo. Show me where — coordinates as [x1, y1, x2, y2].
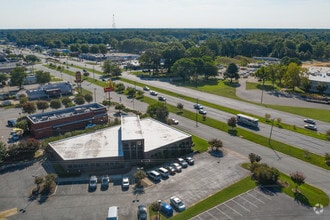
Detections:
[158, 200, 162, 220]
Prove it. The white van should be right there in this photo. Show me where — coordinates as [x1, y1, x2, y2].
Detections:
[107, 206, 118, 220]
[148, 170, 161, 181]
[158, 167, 169, 178]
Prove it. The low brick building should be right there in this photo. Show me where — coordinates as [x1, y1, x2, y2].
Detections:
[27, 103, 108, 139]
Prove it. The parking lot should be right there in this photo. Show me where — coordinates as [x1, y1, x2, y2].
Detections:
[191, 187, 328, 220]
[1, 150, 248, 219]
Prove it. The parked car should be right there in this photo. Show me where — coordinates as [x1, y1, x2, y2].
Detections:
[304, 119, 316, 124]
[304, 124, 317, 131]
[143, 86, 150, 91]
[165, 165, 176, 175]
[7, 119, 17, 127]
[170, 118, 179, 125]
[160, 202, 173, 217]
[137, 204, 147, 220]
[101, 175, 109, 189]
[85, 123, 96, 129]
[147, 170, 161, 181]
[171, 163, 182, 172]
[150, 91, 158, 96]
[199, 109, 207, 115]
[170, 196, 186, 212]
[176, 158, 188, 168]
[122, 177, 130, 189]
[185, 157, 194, 165]
[158, 167, 169, 178]
[193, 103, 203, 109]
[158, 96, 166, 101]
[89, 175, 97, 190]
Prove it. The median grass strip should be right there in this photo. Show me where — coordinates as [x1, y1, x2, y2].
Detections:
[171, 176, 256, 220]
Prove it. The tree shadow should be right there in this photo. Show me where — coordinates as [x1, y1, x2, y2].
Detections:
[294, 192, 311, 207]
[228, 129, 238, 136]
[224, 81, 240, 88]
[38, 194, 49, 204]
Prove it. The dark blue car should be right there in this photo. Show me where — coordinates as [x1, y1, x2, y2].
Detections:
[160, 202, 173, 217]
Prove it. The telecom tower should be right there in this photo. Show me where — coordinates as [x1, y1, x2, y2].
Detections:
[112, 14, 116, 29]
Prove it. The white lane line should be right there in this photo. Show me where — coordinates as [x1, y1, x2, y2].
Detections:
[254, 188, 273, 200]
[232, 199, 250, 212]
[246, 192, 265, 204]
[240, 195, 258, 208]
[215, 206, 232, 219]
[224, 203, 242, 216]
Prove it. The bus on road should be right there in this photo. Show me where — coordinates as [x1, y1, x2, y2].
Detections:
[236, 114, 259, 128]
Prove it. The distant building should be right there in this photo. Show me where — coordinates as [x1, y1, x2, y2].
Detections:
[307, 67, 330, 94]
[47, 116, 192, 173]
[23, 74, 37, 85]
[27, 103, 108, 139]
[25, 82, 73, 100]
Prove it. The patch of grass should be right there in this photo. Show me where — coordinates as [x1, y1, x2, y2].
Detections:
[191, 135, 209, 153]
[171, 176, 256, 220]
[241, 163, 329, 207]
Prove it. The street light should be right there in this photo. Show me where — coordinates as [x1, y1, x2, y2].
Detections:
[158, 200, 162, 220]
[195, 98, 199, 127]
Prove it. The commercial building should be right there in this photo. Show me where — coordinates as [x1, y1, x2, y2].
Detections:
[308, 67, 330, 94]
[47, 116, 192, 173]
[25, 81, 73, 100]
[27, 103, 108, 139]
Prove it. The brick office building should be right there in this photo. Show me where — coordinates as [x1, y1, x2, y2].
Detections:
[27, 103, 108, 139]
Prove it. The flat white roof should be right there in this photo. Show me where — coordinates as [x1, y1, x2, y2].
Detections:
[49, 117, 191, 160]
[308, 67, 330, 83]
[121, 116, 143, 141]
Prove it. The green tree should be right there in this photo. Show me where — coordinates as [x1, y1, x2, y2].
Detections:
[177, 103, 184, 113]
[22, 102, 36, 114]
[0, 73, 8, 83]
[10, 67, 27, 88]
[36, 101, 49, 112]
[43, 173, 57, 194]
[0, 141, 7, 163]
[171, 58, 195, 83]
[84, 93, 93, 103]
[283, 63, 305, 91]
[115, 83, 125, 93]
[227, 117, 237, 130]
[253, 164, 279, 185]
[126, 87, 136, 98]
[290, 171, 305, 191]
[50, 99, 62, 109]
[315, 82, 328, 95]
[24, 54, 39, 63]
[61, 97, 72, 107]
[162, 42, 185, 71]
[35, 70, 51, 84]
[115, 103, 125, 113]
[300, 76, 311, 92]
[134, 169, 147, 187]
[325, 153, 330, 166]
[74, 95, 85, 105]
[249, 153, 262, 163]
[89, 44, 99, 54]
[208, 138, 223, 151]
[98, 43, 108, 54]
[34, 176, 44, 192]
[147, 102, 169, 123]
[224, 63, 239, 83]
[139, 49, 162, 74]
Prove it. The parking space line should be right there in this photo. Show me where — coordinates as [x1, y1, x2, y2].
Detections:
[240, 195, 258, 208]
[215, 206, 232, 219]
[246, 192, 265, 204]
[253, 188, 273, 200]
[224, 203, 242, 216]
[207, 210, 221, 219]
[232, 199, 250, 212]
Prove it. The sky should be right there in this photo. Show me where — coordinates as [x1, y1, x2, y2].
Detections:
[1, 0, 330, 29]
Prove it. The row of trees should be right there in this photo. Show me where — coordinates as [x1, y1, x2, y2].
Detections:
[3, 29, 330, 60]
